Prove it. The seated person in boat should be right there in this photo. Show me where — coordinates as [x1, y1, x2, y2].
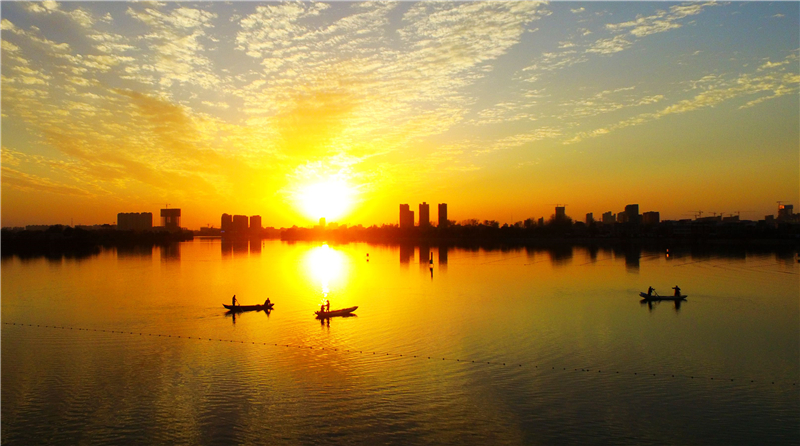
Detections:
[264, 298, 271, 307]
[672, 285, 681, 296]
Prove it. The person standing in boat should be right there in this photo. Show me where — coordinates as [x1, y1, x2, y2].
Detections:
[672, 285, 681, 297]
[232, 295, 238, 307]
[647, 286, 655, 297]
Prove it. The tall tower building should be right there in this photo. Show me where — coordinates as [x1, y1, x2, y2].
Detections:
[250, 215, 262, 233]
[399, 204, 414, 229]
[555, 206, 566, 221]
[778, 204, 794, 220]
[625, 204, 640, 225]
[232, 215, 248, 233]
[438, 203, 448, 227]
[419, 202, 430, 228]
[161, 208, 181, 231]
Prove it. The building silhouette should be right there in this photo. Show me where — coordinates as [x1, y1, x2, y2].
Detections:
[586, 213, 594, 224]
[161, 208, 181, 231]
[602, 212, 615, 224]
[555, 206, 566, 221]
[117, 212, 153, 231]
[250, 215, 262, 233]
[319, 217, 326, 228]
[419, 202, 430, 228]
[643, 211, 660, 225]
[624, 204, 640, 225]
[221, 213, 232, 232]
[438, 203, 448, 227]
[399, 204, 414, 228]
[778, 204, 794, 221]
[232, 215, 248, 233]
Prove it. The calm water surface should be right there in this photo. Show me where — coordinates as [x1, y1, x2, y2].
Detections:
[2, 240, 798, 445]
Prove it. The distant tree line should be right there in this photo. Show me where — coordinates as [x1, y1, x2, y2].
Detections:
[281, 215, 800, 246]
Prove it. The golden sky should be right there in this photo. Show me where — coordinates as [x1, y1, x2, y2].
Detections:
[2, 1, 798, 228]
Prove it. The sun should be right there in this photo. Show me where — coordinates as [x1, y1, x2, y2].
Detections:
[297, 179, 354, 222]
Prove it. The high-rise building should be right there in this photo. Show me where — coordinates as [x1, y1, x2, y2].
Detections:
[232, 215, 248, 232]
[419, 202, 430, 227]
[602, 212, 615, 224]
[585, 213, 594, 224]
[117, 212, 153, 231]
[250, 215, 262, 233]
[161, 208, 181, 231]
[438, 203, 448, 227]
[555, 206, 566, 221]
[625, 204, 640, 225]
[778, 204, 794, 220]
[221, 213, 232, 232]
[399, 204, 414, 228]
[319, 217, 326, 228]
[642, 211, 660, 225]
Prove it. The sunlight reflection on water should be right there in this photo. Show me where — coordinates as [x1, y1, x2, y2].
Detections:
[2, 240, 798, 445]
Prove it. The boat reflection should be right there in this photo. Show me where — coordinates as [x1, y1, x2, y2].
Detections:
[225, 308, 271, 325]
[640, 299, 683, 312]
[319, 313, 357, 327]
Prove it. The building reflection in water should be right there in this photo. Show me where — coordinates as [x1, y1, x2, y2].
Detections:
[399, 244, 414, 265]
[588, 245, 599, 263]
[419, 245, 431, 279]
[418, 245, 430, 265]
[624, 245, 641, 273]
[549, 245, 573, 267]
[160, 243, 181, 262]
[438, 246, 448, 265]
[221, 239, 232, 259]
[116, 245, 154, 259]
[232, 239, 248, 257]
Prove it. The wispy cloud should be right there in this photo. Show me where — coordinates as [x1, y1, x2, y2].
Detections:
[564, 52, 800, 144]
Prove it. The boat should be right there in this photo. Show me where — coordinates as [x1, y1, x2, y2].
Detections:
[223, 302, 274, 312]
[639, 292, 687, 301]
[315, 306, 358, 318]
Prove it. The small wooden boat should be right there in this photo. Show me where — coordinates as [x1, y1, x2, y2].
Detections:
[223, 302, 274, 312]
[315, 306, 358, 318]
[639, 292, 687, 301]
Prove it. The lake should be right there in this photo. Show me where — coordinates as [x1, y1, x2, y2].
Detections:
[2, 239, 798, 445]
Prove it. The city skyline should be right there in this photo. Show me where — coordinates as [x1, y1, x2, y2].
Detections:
[2, 2, 798, 229]
[8, 199, 795, 232]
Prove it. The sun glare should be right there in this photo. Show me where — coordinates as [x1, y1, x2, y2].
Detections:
[304, 244, 348, 300]
[298, 179, 354, 222]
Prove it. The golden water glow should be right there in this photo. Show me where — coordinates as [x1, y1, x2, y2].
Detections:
[296, 180, 355, 223]
[303, 244, 348, 304]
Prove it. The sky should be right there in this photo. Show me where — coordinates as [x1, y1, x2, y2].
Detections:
[1, 1, 798, 229]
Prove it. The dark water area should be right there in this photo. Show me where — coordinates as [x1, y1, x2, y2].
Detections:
[2, 240, 798, 445]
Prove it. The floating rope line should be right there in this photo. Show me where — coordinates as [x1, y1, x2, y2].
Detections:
[3, 322, 796, 388]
